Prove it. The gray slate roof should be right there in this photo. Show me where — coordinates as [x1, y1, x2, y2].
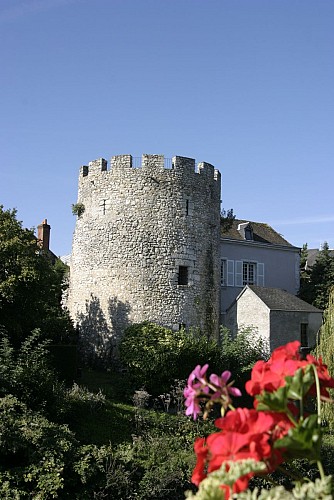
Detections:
[247, 285, 322, 313]
[221, 219, 294, 247]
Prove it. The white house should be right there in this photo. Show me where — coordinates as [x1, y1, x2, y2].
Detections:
[220, 220, 301, 325]
[225, 285, 322, 352]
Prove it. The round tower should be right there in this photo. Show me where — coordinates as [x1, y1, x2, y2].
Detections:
[67, 154, 221, 361]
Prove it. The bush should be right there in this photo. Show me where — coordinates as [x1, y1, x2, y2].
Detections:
[105, 432, 196, 499]
[0, 394, 115, 498]
[219, 326, 268, 407]
[119, 322, 223, 395]
[0, 395, 77, 497]
[0, 330, 69, 420]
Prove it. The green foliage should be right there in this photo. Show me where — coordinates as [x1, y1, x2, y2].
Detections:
[220, 326, 267, 374]
[107, 432, 196, 499]
[220, 326, 267, 395]
[0, 330, 69, 420]
[120, 322, 266, 398]
[119, 322, 222, 395]
[313, 287, 334, 429]
[0, 395, 76, 498]
[220, 208, 236, 233]
[0, 394, 114, 499]
[0, 205, 76, 345]
[299, 242, 334, 310]
[72, 202, 85, 217]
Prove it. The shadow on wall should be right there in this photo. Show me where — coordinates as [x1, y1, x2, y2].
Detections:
[76, 295, 131, 367]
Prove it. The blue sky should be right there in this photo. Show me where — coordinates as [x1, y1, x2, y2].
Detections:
[1, 0, 333, 256]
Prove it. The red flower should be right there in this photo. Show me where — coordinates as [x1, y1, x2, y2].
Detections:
[306, 354, 334, 398]
[191, 408, 290, 493]
[245, 341, 308, 397]
[191, 437, 209, 486]
[188, 341, 334, 497]
[246, 341, 334, 404]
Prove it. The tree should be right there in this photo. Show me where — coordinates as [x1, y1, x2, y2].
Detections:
[299, 242, 334, 310]
[0, 205, 75, 345]
[220, 208, 236, 233]
[313, 286, 334, 429]
[299, 243, 313, 303]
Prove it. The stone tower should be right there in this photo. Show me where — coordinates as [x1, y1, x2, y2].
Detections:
[67, 154, 221, 361]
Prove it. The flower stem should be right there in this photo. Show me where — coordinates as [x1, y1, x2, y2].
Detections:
[311, 364, 325, 481]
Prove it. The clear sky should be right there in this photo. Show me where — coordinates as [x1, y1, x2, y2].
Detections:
[1, 0, 333, 257]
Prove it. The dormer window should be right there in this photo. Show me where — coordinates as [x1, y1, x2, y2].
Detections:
[237, 222, 253, 240]
[244, 226, 253, 240]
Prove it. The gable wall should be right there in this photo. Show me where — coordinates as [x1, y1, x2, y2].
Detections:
[226, 288, 270, 353]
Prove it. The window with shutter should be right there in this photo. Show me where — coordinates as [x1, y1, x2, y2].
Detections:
[221, 260, 227, 286]
[257, 263, 265, 286]
[235, 261, 243, 287]
[227, 260, 234, 286]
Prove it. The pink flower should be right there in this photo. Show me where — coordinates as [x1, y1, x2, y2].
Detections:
[184, 365, 241, 420]
[184, 364, 210, 419]
[210, 370, 242, 399]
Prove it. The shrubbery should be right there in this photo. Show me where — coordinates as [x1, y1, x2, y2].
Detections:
[119, 322, 223, 395]
[0, 329, 68, 420]
[0, 395, 114, 499]
[119, 322, 266, 398]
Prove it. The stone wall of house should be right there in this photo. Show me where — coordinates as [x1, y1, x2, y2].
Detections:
[67, 154, 221, 361]
[230, 287, 270, 353]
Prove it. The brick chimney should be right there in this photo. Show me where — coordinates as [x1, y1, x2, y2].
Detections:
[37, 219, 51, 251]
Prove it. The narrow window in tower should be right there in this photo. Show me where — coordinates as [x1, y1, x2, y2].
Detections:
[186, 199, 189, 216]
[102, 200, 106, 215]
[178, 266, 188, 285]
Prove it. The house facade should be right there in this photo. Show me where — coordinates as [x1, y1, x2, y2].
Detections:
[220, 220, 301, 325]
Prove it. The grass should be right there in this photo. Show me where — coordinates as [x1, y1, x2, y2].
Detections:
[70, 367, 215, 448]
[68, 367, 136, 445]
[72, 399, 135, 445]
[80, 367, 135, 401]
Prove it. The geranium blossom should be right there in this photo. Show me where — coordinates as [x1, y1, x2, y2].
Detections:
[191, 407, 291, 494]
[184, 364, 210, 419]
[245, 341, 334, 401]
[183, 365, 241, 420]
[185, 341, 334, 498]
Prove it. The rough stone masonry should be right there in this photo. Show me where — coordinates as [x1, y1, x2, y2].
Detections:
[67, 154, 221, 361]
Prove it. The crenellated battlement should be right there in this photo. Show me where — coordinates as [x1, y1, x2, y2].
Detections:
[79, 154, 220, 183]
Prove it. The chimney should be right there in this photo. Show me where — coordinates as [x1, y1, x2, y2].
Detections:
[37, 219, 51, 251]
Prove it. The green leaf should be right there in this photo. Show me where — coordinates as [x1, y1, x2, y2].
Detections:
[256, 386, 288, 412]
[285, 366, 315, 401]
[274, 414, 322, 461]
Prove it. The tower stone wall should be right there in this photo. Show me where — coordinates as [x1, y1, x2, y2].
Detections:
[67, 154, 221, 361]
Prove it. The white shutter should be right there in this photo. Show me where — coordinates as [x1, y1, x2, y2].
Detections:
[227, 260, 234, 286]
[235, 260, 243, 287]
[257, 263, 264, 286]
